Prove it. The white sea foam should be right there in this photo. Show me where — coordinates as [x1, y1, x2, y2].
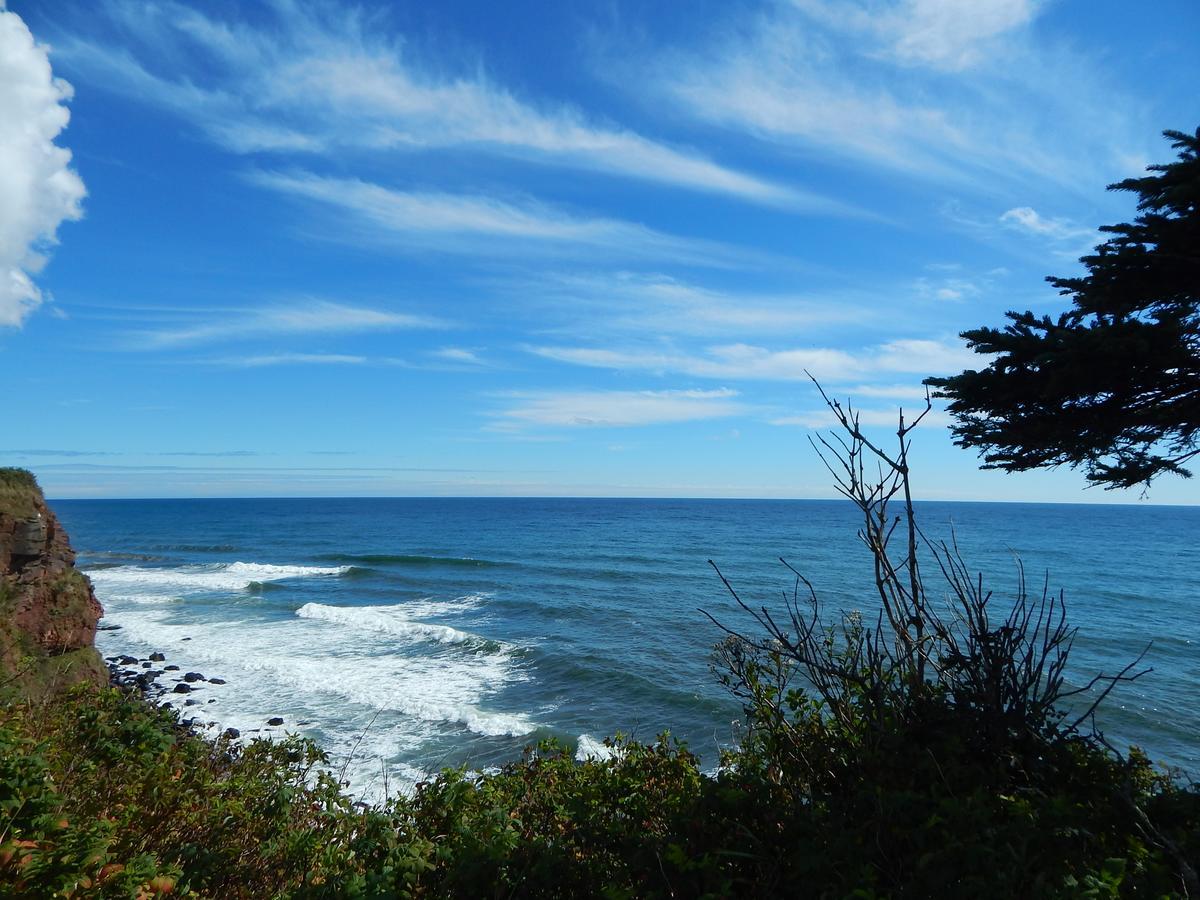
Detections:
[88, 592, 530, 739]
[575, 733, 619, 762]
[296, 602, 497, 648]
[91, 561, 532, 800]
[398, 593, 489, 619]
[89, 561, 349, 595]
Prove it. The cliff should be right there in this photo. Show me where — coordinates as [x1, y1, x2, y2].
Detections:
[0, 467, 106, 698]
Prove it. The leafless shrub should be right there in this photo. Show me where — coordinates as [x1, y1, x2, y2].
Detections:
[706, 375, 1150, 752]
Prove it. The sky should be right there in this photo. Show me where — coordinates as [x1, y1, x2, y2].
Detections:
[1, 0, 1197, 502]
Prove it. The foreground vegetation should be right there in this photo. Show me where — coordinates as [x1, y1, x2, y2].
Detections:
[2, 677, 1195, 898]
[3, 405, 1198, 898]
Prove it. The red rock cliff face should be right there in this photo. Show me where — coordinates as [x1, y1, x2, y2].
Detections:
[1, 476, 106, 691]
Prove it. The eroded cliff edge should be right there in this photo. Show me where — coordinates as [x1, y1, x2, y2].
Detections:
[0, 467, 106, 697]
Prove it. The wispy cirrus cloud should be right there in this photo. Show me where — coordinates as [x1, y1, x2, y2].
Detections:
[210, 352, 368, 368]
[999, 206, 1095, 242]
[431, 347, 489, 366]
[529, 344, 858, 382]
[51, 0, 826, 210]
[633, 0, 1151, 193]
[770, 407, 950, 428]
[134, 299, 442, 348]
[493, 387, 743, 429]
[1, 448, 115, 457]
[499, 270, 867, 337]
[251, 171, 752, 265]
[790, 0, 1044, 72]
[528, 338, 976, 383]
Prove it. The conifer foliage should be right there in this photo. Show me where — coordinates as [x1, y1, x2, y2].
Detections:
[928, 127, 1200, 490]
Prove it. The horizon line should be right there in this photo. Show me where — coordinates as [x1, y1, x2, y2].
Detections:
[44, 494, 1200, 508]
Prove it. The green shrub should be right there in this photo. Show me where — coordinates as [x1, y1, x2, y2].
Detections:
[0, 468, 39, 518]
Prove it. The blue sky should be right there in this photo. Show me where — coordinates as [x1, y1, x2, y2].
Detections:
[1, 0, 1197, 502]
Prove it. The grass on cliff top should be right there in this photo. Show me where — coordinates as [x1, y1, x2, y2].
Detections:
[0, 467, 40, 518]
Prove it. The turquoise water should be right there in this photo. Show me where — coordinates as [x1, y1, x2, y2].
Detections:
[53, 498, 1199, 798]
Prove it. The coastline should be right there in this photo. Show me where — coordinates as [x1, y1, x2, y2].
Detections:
[104, 638, 292, 744]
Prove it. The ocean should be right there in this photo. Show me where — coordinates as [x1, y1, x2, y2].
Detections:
[52, 497, 1198, 800]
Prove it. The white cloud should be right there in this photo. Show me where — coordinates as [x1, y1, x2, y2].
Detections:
[55, 0, 820, 209]
[872, 338, 977, 375]
[213, 353, 367, 367]
[508, 270, 868, 337]
[999, 206, 1094, 242]
[432, 347, 486, 365]
[251, 171, 746, 265]
[495, 388, 743, 428]
[0, 7, 86, 327]
[137, 299, 442, 347]
[529, 344, 857, 381]
[914, 275, 982, 302]
[792, 0, 1042, 71]
[840, 383, 933, 400]
[639, 0, 1150, 192]
[529, 337, 975, 382]
[771, 407, 950, 428]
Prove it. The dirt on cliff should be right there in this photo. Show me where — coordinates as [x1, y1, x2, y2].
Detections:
[0, 468, 106, 698]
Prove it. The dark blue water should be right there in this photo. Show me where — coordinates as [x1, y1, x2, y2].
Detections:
[53, 498, 1199, 797]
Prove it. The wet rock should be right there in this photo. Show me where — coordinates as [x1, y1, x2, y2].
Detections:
[207, 699, 217, 704]
[208, 677, 226, 685]
[183, 672, 206, 683]
[98, 624, 122, 631]
[164, 664, 179, 671]
[181, 637, 192, 641]
[172, 683, 192, 694]
[184, 699, 198, 706]
[267, 716, 284, 726]
[141, 661, 152, 668]
[149, 652, 165, 661]
[223, 727, 240, 739]
[119, 655, 138, 665]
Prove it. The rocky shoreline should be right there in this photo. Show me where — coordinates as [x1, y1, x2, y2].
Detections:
[103, 636, 301, 741]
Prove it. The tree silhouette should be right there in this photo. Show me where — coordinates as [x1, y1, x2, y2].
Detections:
[928, 127, 1200, 490]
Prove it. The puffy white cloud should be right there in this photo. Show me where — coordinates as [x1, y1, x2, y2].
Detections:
[0, 6, 86, 327]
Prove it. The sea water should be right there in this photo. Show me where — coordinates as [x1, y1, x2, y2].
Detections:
[52, 498, 1199, 800]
